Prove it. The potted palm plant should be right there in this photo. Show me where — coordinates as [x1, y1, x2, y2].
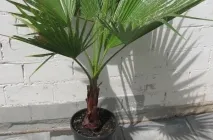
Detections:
[4, 0, 212, 139]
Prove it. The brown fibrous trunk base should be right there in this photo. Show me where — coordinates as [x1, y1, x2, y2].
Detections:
[72, 108, 116, 137]
[82, 85, 100, 130]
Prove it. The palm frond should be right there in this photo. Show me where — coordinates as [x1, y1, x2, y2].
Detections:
[30, 54, 55, 77]
[7, 0, 95, 59]
[80, 0, 122, 50]
[27, 53, 55, 57]
[6, 0, 209, 78]
[80, 0, 101, 20]
[99, 0, 205, 46]
[159, 19, 185, 40]
[169, 14, 213, 21]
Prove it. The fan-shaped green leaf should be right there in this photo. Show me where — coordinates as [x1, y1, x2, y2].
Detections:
[99, 0, 204, 46]
[8, 0, 96, 59]
[6, 0, 208, 79]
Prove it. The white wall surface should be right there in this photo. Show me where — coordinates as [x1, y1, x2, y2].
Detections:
[0, 0, 213, 115]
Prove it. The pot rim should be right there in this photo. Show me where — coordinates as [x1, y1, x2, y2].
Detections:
[70, 108, 118, 139]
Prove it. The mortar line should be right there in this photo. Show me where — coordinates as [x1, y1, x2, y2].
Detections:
[207, 49, 212, 71]
[52, 84, 55, 102]
[0, 43, 4, 60]
[21, 64, 25, 82]
[3, 86, 7, 105]
[28, 106, 33, 121]
[72, 61, 74, 75]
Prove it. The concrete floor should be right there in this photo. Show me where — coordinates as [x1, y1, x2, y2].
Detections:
[1, 112, 213, 140]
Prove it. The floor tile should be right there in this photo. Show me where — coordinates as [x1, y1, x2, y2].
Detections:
[122, 118, 197, 140]
[0, 132, 50, 140]
[186, 113, 213, 140]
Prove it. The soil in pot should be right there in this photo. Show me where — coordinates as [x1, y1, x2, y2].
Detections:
[71, 108, 117, 137]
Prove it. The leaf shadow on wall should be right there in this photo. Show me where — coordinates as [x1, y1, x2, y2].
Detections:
[94, 18, 213, 140]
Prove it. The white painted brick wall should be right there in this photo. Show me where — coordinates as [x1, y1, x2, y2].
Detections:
[0, 15, 16, 36]
[53, 81, 88, 102]
[5, 84, 54, 105]
[2, 40, 50, 64]
[0, 64, 23, 84]
[172, 0, 213, 27]
[24, 60, 87, 84]
[0, 0, 213, 121]
[0, 87, 5, 106]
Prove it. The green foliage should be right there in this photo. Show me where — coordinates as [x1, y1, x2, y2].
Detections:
[9, 0, 94, 59]
[6, 0, 210, 83]
[99, 0, 205, 46]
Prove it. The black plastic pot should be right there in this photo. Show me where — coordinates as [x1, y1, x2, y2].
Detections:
[70, 108, 117, 140]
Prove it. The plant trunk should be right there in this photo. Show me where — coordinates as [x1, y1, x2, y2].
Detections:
[83, 80, 100, 130]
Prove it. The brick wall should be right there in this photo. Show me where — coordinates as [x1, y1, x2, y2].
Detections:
[0, 0, 213, 123]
